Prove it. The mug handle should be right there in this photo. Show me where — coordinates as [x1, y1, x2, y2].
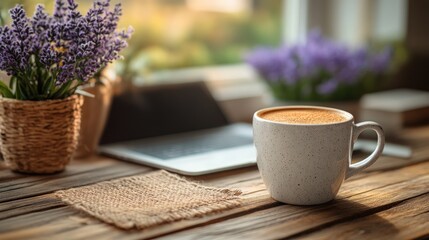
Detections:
[346, 121, 385, 179]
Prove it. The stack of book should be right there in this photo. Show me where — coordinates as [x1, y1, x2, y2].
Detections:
[360, 89, 429, 135]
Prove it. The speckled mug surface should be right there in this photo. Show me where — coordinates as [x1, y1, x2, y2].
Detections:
[253, 106, 385, 205]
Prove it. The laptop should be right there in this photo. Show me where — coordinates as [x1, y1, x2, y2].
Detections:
[99, 81, 256, 175]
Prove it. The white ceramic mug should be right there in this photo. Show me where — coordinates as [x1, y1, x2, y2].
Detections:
[253, 106, 385, 205]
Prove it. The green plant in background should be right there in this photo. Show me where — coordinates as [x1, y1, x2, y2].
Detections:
[116, 0, 282, 77]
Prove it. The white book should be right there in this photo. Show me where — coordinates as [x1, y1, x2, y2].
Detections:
[360, 89, 429, 134]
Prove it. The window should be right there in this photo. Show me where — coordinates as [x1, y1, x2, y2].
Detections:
[0, 0, 407, 81]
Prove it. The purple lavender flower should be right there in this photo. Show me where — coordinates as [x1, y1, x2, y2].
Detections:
[371, 47, 393, 74]
[0, 0, 132, 100]
[32, 5, 50, 46]
[317, 78, 338, 95]
[245, 31, 393, 101]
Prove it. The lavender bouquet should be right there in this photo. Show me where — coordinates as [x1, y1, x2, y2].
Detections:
[246, 32, 392, 101]
[0, 0, 132, 100]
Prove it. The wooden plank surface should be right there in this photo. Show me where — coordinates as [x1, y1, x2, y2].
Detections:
[0, 157, 154, 203]
[159, 163, 429, 240]
[0, 125, 428, 240]
[297, 193, 429, 240]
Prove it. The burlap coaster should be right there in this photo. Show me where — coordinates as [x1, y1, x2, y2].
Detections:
[55, 170, 242, 229]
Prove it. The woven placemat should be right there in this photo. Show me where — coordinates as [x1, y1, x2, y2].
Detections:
[55, 170, 242, 229]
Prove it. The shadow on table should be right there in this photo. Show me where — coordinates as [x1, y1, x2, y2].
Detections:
[311, 198, 399, 236]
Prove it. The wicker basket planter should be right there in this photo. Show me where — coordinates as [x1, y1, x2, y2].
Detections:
[75, 81, 113, 158]
[0, 95, 84, 174]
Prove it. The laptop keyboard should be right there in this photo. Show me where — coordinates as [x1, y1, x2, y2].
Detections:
[128, 128, 253, 160]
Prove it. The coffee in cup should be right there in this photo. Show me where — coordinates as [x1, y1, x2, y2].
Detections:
[253, 106, 385, 205]
[259, 108, 348, 124]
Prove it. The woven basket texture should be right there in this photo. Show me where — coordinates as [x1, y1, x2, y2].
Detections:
[0, 95, 83, 174]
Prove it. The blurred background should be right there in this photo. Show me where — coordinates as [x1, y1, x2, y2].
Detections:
[0, 0, 428, 124]
[0, 0, 282, 76]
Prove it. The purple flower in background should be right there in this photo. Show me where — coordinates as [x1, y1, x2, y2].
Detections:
[245, 31, 393, 100]
[0, 0, 133, 100]
[317, 78, 338, 95]
[245, 47, 280, 82]
[371, 47, 393, 74]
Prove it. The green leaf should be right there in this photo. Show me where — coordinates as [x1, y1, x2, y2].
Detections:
[9, 76, 16, 89]
[15, 82, 25, 100]
[50, 80, 73, 99]
[41, 76, 54, 97]
[0, 80, 14, 98]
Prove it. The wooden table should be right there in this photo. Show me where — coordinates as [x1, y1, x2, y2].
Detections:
[1, 125, 429, 240]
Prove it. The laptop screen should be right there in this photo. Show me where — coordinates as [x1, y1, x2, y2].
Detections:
[100, 81, 229, 144]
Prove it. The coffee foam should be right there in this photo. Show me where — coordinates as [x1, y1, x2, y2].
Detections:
[259, 108, 348, 124]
